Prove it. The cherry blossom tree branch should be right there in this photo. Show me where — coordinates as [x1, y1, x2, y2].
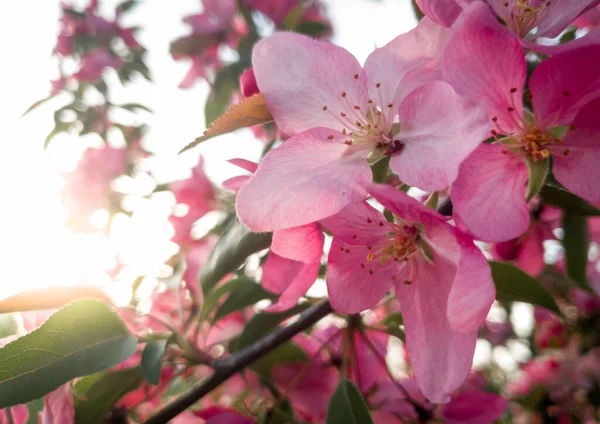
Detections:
[145, 299, 334, 424]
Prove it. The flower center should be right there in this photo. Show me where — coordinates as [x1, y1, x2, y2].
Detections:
[321, 76, 399, 152]
[519, 129, 556, 161]
[366, 226, 419, 266]
[503, 0, 552, 37]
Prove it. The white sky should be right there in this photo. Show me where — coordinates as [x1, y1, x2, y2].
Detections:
[0, 0, 417, 299]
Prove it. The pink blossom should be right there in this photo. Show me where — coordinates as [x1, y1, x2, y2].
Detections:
[183, 238, 216, 303]
[40, 384, 74, 424]
[244, 0, 298, 26]
[239, 68, 259, 98]
[74, 49, 123, 83]
[183, 0, 237, 36]
[321, 183, 495, 401]
[417, 0, 600, 52]
[444, 3, 600, 241]
[237, 20, 489, 232]
[262, 223, 323, 312]
[194, 406, 254, 424]
[62, 144, 127, 232]
[169, 157, 215, 247]
[0, 405, 28, 424]
[574, 5, 600, 28]
[490, 205, 559, 275]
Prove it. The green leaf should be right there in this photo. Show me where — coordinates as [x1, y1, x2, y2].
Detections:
[326, 380, 374, 424]
[370, 155, 390, 184]
[525, 157, 549, 202]
[381, 313, 403, 327]
[74, 368, 142, 424]
[281, 5, 304, 29]
[205, 67, 238, 127]
[295, 21, 330, 37]
[235, 304, 311, 351]
[213, 280, 276, 323]
[200, 277, 254, 321]
[0, 299, 137, 408]
[22, 94, 56, 117]
[118, 103, 152, 113]
[539, 185, 600, 216]
[490, 261, 560, 315]
[234, 304, 311, 376]
[562, 212, 591, 291]
[116, 0, 138, 13]
[141, 340, 167, 385]
[249, 342, 308, 378]
[199, 220, 272, 293]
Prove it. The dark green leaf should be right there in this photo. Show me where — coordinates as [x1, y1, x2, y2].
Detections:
[370, 155, 390, 184]
[0, 299, 137, 408]
[74, 368, 142, 424]
[540, 185, 600, 216]
[22, 94, 56, 117]
[200, 277, 254, 321]
[199, 220, 272, 293]
[0, 314, 18, 338]
[326, 380, 374, 424]
[490, 261, 560, 315]
[170, 34, 220, 57]
[141, 340, 167, 385]
[235, 304, 312, 351]
[116, 0, 138, 13]
[248, 342, 308, 378]
[295, 21, 330, 37]
[381, 313, 403, 326]
[118, 103, 152, 113]
[281, 5, 304, 29]
[213, 280, 276, 323]
[234, 304, 311, 376]
[562, 212, 591, 291]
[205, 68, 238, 127]
[525, 157, 549, 202]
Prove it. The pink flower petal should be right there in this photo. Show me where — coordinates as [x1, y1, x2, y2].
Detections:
[326, 237, 395, 313]
[530, 44, 600, 129]
[236, 128, 370, 232]
[227, 158, 258, 173]
[320, 201, 389, 245]
[534, 0, 599, 38]
[451, 144, 529, 242]
[263, 253, 321, 312]
[363, 18, 449, 109]
[443, 3, 526, 135]
[415, 0, 463, 27]
[263, 224, 324, 311]
[390, 81, 488, 191]
[444, 229, 495, 332]
[273, 362, 338, 422]
[222, 175, 250, 191]
[396, 257, 477, 403]
[271, 224, 324, 263]
[441, 389, 509, 424]
[552, 97, 600, 204]
[252, 32, 369, 135]
[354, 330, 390, 393]
[516, 226, 546, 276]
[41, 384, 74, 424]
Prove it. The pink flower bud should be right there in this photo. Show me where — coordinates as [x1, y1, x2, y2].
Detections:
[240, 68, 259, 97]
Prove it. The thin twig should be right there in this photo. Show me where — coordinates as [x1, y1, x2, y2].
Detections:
[145, 299, 333, 423]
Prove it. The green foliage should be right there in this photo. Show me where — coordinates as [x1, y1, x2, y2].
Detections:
[326, 380, 374, 424]
[213, 279, 276, 322]
[0, 299, 137, 408]
[562, 212, 591, 291]
[74, 367, 143, 424]
[525, 157, 549, 202]
[199, 219, 272, 293]
[490, 261, 561, 315]
[540, 185, 600, 216]
[201, 277, 261, 321]
[205, 67, 238, 127]
[233, 304, 311, 376]
[141, 340, 168, 385]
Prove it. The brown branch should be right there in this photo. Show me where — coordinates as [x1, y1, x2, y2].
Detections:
[145, 299, 333, 423]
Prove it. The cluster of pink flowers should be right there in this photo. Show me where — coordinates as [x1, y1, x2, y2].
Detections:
[172, 0, 332, 89]
[234, 0, 600, 406]
[53, 0, 142, 89]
